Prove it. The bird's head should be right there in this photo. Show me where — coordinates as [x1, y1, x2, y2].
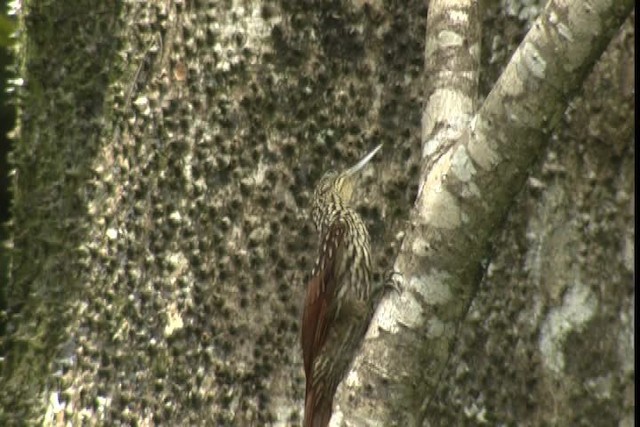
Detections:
[313, 144, 383, 205]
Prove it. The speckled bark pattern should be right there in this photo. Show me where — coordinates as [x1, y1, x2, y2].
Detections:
[3, 0, 424, 425]
[2, 0, 633, 425]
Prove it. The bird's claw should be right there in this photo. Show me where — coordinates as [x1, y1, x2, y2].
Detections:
[383, 269, 403, 296]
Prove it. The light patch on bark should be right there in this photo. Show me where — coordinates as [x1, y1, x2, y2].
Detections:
[549, 10, 574, 42]
[467, 121, 501, 170]
[410, 235, 433, 257]
[617, 298, 634, 375]
[106, 227, 119, 240]
[182, 152, 194, 188]
[469, 41, 481, 63]
[418, 185, 464, 229]
[426, 317, 450, 339]
[415, 149, 468, 229]
[447, 9, 469, 25]
[43, 392, 64, 427]
[620, 414, 635, 427]
[251, 161, 268, 186]
[557, 22, 574, 42]
[434, 0, 473, 11]
[328, 410, 343, 427]
[372, 270, 453, 337]
[168, 210, 182, 224]
[565, 1, 604, 68]
[373, 288, 424, 334]
[585, 375, 613, 400]
[422, 88, 473, 143]
[539, 283, 597, 375]
[164, 303, 185, 337]
[409, 270, 453, 306]
[621, 232, 634, 272]
[133, 95, 150, 115]
[212, 1, 280, 71]
[166, 251, 188, 277]
[343, 367, 362, 388]
[461, 181, 481, 199]
[463, 401, 488, 424]
[521, 42, 547, 79]
[450, 144, 477, 182]
[438, 30, 464, 48]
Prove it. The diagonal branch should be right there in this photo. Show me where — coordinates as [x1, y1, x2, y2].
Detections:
[422, 0, 481, 155]
[335, 0, 633, 425]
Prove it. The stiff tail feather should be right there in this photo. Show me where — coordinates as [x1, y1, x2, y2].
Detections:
[304, 387, 333, 427]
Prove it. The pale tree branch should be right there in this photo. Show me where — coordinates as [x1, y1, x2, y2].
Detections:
[422, 0, 481, 156]
[335, 0, 633, 425]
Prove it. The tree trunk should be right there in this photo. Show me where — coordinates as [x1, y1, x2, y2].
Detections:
[1, 0, 633, 426]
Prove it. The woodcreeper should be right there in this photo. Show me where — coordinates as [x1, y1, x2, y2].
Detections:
[301, 144, 382, 427]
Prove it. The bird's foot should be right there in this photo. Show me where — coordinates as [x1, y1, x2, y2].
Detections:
[373, 270, 403, 302]
[384, 269, 403, 295]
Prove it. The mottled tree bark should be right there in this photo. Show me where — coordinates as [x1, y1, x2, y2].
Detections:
[0, 0, 633, 426]
[337, 0, 634, 426]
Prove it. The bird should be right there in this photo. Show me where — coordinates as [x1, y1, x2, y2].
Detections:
[301, 144, 382, 427]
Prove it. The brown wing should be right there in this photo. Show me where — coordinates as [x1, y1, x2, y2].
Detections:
[301, 221, 347, 384]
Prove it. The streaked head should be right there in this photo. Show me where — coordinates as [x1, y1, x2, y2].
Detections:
[313, 144, 383, 204]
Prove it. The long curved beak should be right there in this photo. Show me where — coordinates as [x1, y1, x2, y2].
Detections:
[344, 144, 383, 177]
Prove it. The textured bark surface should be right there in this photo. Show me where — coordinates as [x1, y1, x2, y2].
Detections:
[429, 13, 635, 426]
[337, 0, 634, 425]
[0, 0, 633, 426]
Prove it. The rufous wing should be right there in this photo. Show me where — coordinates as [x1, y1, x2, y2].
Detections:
[301, 220, 347, 391]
